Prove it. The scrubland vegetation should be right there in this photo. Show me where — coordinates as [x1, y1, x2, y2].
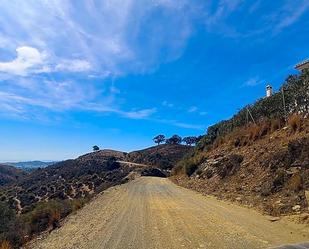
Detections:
[172, 70, 309, 216]
[0, 196, 88, 248]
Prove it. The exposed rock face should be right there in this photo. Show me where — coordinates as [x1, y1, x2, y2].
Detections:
[199, 154, 243, 179]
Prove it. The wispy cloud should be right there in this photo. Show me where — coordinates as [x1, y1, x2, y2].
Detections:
[188, 106, 198, 113]
[55, 59, 91, 72]
[0, 0, 307, 126]
[0, 0, 199, 122]
[203, 0, 309, 38]
[244, 77, 264, 87]
[162, 101, 174, 108]
[274, 1, 309, 33]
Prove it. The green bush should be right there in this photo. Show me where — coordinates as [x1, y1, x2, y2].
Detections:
[0, 203, 24, 249]
[24, 198, 86, 235]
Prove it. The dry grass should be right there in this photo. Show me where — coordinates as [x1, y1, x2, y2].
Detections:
[212, 137, 225, 149]
[288, 114, 302, 132]
[271, 118, 282, 132]
[248, 124, 261, 141]
[0, 241, 12, 249]
[286, 173, 303, 192]
[210, 117, 299, 150]
[48, 210, 61, 228]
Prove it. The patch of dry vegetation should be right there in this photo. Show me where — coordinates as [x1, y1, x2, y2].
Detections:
[0, 240, 12, 249]
[172, 115, 309, 216]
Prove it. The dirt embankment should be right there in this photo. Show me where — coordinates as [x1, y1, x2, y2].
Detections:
[172, 121, 309, 217]
[29, 177, 309, 249]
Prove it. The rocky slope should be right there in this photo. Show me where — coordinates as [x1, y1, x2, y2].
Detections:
[0, 164, 27, 186]
[172, 118, 309, 216]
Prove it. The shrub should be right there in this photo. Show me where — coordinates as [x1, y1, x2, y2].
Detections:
[212, 137, 225, 149]
[288, 114, 302, 132]
[270, 118, 282, 132]
[286, 173, 303, 192]
[184, 161, 198, 176]
[171, 164, 184, 176]
[0, 203, 24, 249]
[24, 199, 73, 235]
[248, 125, 261, 141]
[71, 199, 87, 211]
[172, 156, 199, 176]
[258, 120, 270, 137]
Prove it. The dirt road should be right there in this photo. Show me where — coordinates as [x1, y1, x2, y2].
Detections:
[31, 177, 309, 249]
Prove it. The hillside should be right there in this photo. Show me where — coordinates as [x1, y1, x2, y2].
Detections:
[0, 155, 131, 215]
[78, 149, 127, 161]
[126, 144, 192, 171]
[0, 146, 190, 215]
[0, 164, 27, 186]
[171, 70, 309, 216]
[0, 153, 142, 248]
[0, 145, 191, 248]
[173, 119, 309, 216]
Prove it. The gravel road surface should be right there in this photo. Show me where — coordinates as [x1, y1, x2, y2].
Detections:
[30, 177, 309, 249]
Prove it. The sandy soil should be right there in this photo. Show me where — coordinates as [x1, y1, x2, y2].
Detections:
[29, 177, 309, 249]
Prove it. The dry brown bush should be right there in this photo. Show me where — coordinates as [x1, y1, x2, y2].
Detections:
[258, 120, 271, 137]
[271, 118, 282, 132]
[0, 241, 12, 249]
[288, 114, 302, 132]
[286, 173, 303, 192]
[48, 210, 61, 228]
[212, 137, 225, 148]
[248, 124, 261, 141]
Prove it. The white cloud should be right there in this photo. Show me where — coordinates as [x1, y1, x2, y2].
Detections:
[0, 46, 47, 76]
[55, 59, 91, 72]
[119, 108, 157, 119]
[0, 46, 92, 76]
[0, 1, 200, 123]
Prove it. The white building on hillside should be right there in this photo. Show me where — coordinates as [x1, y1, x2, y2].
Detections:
[266, 84, 273, 98]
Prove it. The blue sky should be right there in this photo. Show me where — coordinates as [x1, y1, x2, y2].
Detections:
[0, 0, 308, 161]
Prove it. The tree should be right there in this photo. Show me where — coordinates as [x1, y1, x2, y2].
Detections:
[93, 145, 100, 152]
[153, 134, 165, 145]
[165, 135, 182, 144]
[183, 136, 198, 146]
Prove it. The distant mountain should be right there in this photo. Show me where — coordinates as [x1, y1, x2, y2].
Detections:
[0, 164, 27, 186]
[6, 161, 57, 170]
